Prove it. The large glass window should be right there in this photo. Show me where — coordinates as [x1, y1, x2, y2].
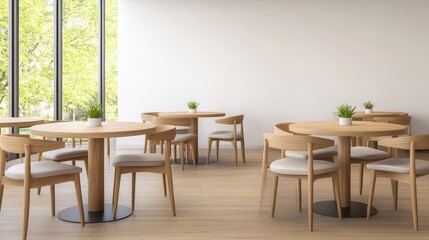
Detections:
[105, 0, 118, 121]
[0, 0, 9, 119]
[19, 0, 54, 120]
[63, 0, 98, 121]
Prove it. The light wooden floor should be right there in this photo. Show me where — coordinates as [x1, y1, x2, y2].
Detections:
[1, 147, 429, 239]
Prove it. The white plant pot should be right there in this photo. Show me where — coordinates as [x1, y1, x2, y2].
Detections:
[188, 109, 197, 113]
[87, 118, 102, 127]
[364, 109, 373, 113]
[339, 117, 352, 126]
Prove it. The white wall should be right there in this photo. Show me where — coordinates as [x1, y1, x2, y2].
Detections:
[118, 0, 429, 148]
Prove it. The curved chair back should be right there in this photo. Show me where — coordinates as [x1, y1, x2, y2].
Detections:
[215, 115, 244, 125]
[274, 122, 307, 136]
[145, 125, 176, 142]
[378, 134, 429, 151]
[373, 116, 412, 135]
[0, 135, 64, 155]
[152, 116, 192, 127]
[263, 133, 334, 152]
[141, 112, 160, 123]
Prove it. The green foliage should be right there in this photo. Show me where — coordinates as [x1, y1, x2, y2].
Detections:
[363, 101, 375, 109]
[187, 100, 200, 109]
[86, 103, 103, 118]
[337, 103, 356, 118]
[0, 0, 118, 121]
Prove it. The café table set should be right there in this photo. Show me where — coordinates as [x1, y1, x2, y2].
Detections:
[1, 111, 408, 224]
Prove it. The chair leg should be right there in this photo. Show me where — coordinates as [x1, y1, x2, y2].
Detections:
[107, 138, 111, 156]
[190, 141, 196, 167]
[308, 178, 314, 231]
[359, 163, 364, 195]
[240, 139, 246, 164]
[410, 176, 419, 231]
[367, 170, 377, 219]
[84, 160, 89, 177]
[22, 184, 31, 240]
[143, 139, 148, 154]
[162, 174, 167, 197]
[333, 173, 342, 220]
[132, 173, 136, 211]
[258, 170, 267, 210]
[166, 172, 176, 216]
[173, 145, 177, 162]
[207, 138, 213, 165]
[50, 185, 55, 216]
[391, 179, 398, 210]
[271, 175, 279, 217]
[233, 140, 238, 167]
[297, 179, 302, 212]
[216, 140, 219, 162]
[74, 174, 85, 227]
[180, 142, 185, 171]
[0, 183, 3, 211]
[112, 168, 122, 219]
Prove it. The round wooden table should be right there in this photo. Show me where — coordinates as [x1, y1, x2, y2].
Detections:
[0, 117, 45, 128]
[352, 111, 408, 120]
[30, 121, 156, 223]
[289, 121, 407, 218]
[159, 111, 225, 161]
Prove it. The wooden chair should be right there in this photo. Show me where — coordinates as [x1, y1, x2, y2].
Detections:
[353, 115, 412, 195]
[153, 116, 196, 170]
[0, 135, 85, 240]
[141, 112, 161, 153]
[207, 115, 245, 166]
[367, 134, 429, 230]
[37, 120, 89, 195]
[260, 133, 342, 231]
[111, 125, 177, 218]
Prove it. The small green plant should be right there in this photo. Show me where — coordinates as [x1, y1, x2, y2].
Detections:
[187, 100, 200, 109]
[86, 103, 104, 118]
[337, 103, 356, 118]
[363, 101, 375, 109]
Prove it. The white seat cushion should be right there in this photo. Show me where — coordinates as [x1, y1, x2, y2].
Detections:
[42, 148, 88, 160]
[286, 145, 338, 159]
[176, 127, 189, 134]
[112, 154, 167, 167]
[172, 133, 196, 142]
[367, 158, 429, 175]
[351, 146, 389, 160]
[270, 157, 339, 176]
[208, 131, 242, 139]
[5, 161, 82, 180]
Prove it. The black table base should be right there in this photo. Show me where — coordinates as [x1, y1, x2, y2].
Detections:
[313, 200, 377, 218]
[58, 203, 132, 223]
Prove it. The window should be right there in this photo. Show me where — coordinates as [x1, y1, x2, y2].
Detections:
[0, 0, 9, 119]
[105, 0, 118, 121]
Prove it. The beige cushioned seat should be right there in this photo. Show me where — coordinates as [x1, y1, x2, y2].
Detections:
[270, 158, 339, 176]
[207, 131, 242, 140]
[175, 127, 189, 134]
[172, 133, 196, 142]
[5, 161, 82, 180]
[367, 158, 429, 175]
[286, 145, 338, 159]
[351, 146, 389, 160]
[42, 148, 88, 160]
[112, 154, 168, 167]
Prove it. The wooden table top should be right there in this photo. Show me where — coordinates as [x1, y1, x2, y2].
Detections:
[352, 111, 408, 119]
[159, 111, 225, 118]
[30, 121, 156, 139]
[0, 117, 45, 128]
[290, 121, 407, 137]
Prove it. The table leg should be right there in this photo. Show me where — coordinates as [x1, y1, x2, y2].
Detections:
[189, 118, 199, 160]
[58, 138, 132, 223]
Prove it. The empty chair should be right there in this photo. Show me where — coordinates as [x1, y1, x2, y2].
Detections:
[111, 125, 177, 217]
[207, 115, 245, 166]
[353, 115, 412, 195]
[153, 116, 196, 170]
[0, 135, 85, 240]
[367, 135, 429, 231]
[259, 133, 341, 231]
[141, 112, 161, 153]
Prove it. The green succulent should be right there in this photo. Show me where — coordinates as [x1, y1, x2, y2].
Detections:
[363, 101, 375, 109]
[86, 103, 104, 118]
[187, 100, 200, 109]
[337, 103, 356, 118]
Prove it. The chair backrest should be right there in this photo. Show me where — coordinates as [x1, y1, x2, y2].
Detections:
[263, 133, 334, 152]
[373, 116, 412, 135]
[141, 112, 160, 123]
[378, 134, 429, 151]
[215, 115, 244, 125]
[274, 122, 307, 136]
[152, 116, 192, 127]
[145, 125, 176, 142]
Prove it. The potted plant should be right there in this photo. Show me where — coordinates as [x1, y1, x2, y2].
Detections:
[86, 103, 104, 127]
[187, 100, 200, 113]
[337, 103, 356, 126]
[363, 101, 375, 113]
